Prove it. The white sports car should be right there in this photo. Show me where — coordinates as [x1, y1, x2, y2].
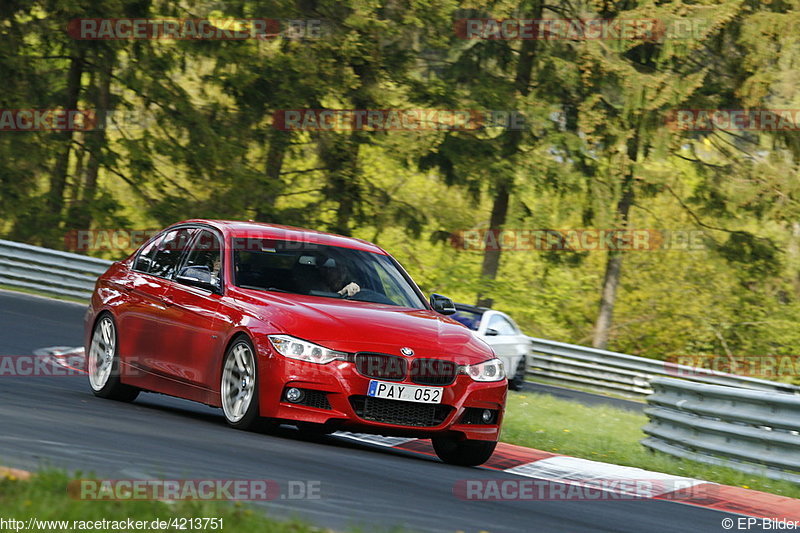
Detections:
[451, 304, 531, 390]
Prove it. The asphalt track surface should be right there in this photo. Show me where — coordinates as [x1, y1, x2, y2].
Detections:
[0, 290, 758, 532]
[521, 381, 645, 412]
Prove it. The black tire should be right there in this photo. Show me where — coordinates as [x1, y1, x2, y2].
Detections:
[508, 357, 527, 391]
[432, 436, 497, 466]
[87, 314, 139, 402]
[220, 337, 264, 431]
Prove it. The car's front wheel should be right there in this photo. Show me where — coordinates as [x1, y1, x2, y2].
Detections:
[508, 357, 527, 391]
[87, 314, 139, 402]
[432, 436, 497, 466]
[221, 337, 262, 430]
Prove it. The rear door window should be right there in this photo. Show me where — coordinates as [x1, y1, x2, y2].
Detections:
[148, 227, 198, 279]
[133, 235, 163, 273]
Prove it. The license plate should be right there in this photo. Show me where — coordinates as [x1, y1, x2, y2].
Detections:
[367, 380, 443, 404]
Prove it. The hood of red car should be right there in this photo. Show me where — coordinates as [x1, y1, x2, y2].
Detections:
[236, 291, 494, 364]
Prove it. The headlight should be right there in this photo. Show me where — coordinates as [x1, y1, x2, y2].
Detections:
[462, 358, 506, 382]
[268, 335, 347, 364]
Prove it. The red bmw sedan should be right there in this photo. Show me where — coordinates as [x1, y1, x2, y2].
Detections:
[85, 220, 507, 466]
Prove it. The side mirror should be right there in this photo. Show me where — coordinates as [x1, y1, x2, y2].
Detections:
[175, 266, 221, 294]
[430, 293, 456, 315]
[485, 328, 500, 336]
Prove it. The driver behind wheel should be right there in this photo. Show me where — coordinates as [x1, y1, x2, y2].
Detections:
[321, 258, 360, 297]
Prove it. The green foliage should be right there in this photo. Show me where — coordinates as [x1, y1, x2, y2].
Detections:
[5, 0, 800, 363]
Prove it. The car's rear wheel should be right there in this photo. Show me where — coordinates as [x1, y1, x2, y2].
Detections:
[508, 357, 527, 391]
[88, 314, 139, 402]
[432, 436, 497, 466]
[221, 337, 262, 430]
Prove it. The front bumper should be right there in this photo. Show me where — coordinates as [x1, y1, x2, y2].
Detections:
[253, 337, 507, 441]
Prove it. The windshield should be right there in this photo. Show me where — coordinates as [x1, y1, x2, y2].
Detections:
[232, 238, 426, 309]
[451, 308, 483, 331]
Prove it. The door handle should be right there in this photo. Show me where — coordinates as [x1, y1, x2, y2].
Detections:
[161, 295, 175, 307]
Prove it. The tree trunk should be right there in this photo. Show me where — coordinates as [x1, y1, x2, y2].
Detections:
[254, 131, 288, 222]
[475, 0, 542, 307]
[316, 131, 360, 237]
[66, 146, 85, 216]
[476, 180, 510, 307]
[43, 48, 84, 246]
[592, 135, 638, 349]
[592, 235, 627, 349]
[69, 50, 112, 233]
[789, 221, 800, 297]
[332, 137, 360, 236]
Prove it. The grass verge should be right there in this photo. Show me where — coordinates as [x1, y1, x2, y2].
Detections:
[0, 470, 321, 533]
[501, 390, 800, 499]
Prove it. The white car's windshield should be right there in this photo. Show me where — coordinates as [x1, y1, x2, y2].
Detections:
[233, 238, 425, 309]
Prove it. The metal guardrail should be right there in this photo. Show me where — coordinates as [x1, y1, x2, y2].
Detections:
[0, 239, 112, 299]
[1, 238, 798, 397]
[526, 336, 800, 396]
[642, 377, 800, 483]
[3, 239, 798, 483]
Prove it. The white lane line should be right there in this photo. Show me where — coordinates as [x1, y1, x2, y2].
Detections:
[333, 432, 417, 448]
[30, 346, 86, 373]
[33, 346, 84, 357]
[28, 346, 711, 502]
[506, 455, 706, 498]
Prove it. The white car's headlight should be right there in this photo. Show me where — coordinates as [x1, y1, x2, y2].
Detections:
[268, 335, 347, 364]
[463, 358, 506, 382]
